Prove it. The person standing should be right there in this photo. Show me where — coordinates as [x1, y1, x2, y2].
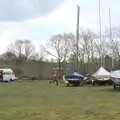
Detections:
[0, 71, 3, 82]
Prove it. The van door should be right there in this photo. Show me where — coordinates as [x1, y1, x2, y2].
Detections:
[3, 72, 12, 81]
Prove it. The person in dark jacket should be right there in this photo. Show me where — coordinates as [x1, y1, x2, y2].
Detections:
[0, 71, 3, 82]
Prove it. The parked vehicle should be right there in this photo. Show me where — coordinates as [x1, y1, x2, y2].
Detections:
[0, 68, 16, 82]
[63, 72, 84, 86]
[110, 70, 120, 89]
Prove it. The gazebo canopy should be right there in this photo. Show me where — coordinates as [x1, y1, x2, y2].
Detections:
[92, 67, 110, 80]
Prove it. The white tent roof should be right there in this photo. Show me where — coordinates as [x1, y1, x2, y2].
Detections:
[92, 67, 110, 78]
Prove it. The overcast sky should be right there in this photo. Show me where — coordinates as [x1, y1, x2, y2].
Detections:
[0, 0, 120, 53]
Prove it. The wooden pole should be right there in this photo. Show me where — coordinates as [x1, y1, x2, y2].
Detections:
[99, 0, 103, 66]
[76, 5, 80, 72]
[109, 8, 113, 69]
[99, 0, 102, 67]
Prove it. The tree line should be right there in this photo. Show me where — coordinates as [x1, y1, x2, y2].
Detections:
[1, 27, 120, 75]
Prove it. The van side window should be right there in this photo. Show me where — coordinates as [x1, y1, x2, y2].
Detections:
[3, 72, 11, 75]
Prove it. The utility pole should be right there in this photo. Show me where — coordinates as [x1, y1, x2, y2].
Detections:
[76, 5, 80, 72]
[109, 8, 114, 69]
[99, 0, 102, 67]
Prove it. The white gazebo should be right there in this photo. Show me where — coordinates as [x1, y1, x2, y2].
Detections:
[92, 67, 110, 81]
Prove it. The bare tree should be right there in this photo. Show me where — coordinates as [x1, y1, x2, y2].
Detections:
[105, 27, 120, 68]
[76, 28, 97, 72]
[14, 40, 24, 58]
[8, 40, 23, 57]
[24, 40, 35, 60]
[7, 40, 36, 63]
[68, 28, 97, 73]
[7, 40, 24, 63]
[39, 45, 48, 61]
[46, 33, 73, 79]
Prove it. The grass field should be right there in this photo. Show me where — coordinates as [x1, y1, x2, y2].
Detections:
[0, 81, 120, 120]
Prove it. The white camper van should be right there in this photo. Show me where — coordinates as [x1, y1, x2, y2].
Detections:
[0, 69, 16, 82]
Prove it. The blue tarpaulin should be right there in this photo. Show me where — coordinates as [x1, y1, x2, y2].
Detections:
[65, 72, 84, 80]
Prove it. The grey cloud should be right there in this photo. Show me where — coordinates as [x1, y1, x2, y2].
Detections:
[0, 0, 64, 21]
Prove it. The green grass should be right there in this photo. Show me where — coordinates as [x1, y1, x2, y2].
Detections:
[0, 81, 120, 120]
